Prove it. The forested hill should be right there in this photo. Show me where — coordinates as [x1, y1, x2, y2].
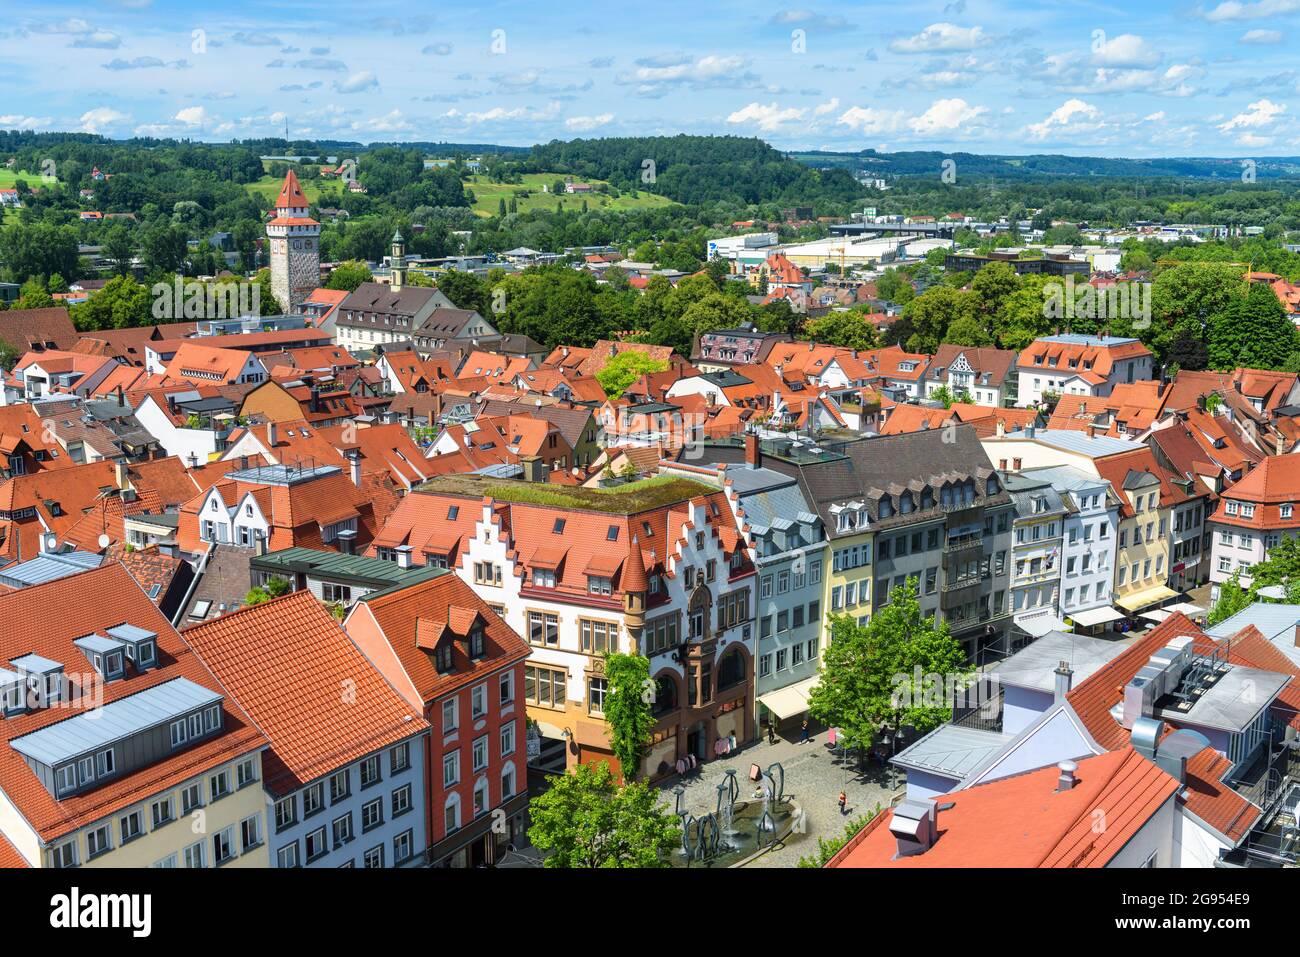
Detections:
[789, 148, 1300, 180]
[525, 135, 866, 206]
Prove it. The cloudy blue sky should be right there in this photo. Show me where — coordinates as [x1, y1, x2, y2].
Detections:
[5, 0, 1300, 155]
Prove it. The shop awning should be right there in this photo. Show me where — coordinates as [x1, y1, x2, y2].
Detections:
[1165, 601, 1205, 616]
[758, 675, 819, 721]
[1070, 606, 1126, 627]
[1140, 609, 1172, 624]
[1116, 585, 1179, 613]
[1014, 612, 1069, 638]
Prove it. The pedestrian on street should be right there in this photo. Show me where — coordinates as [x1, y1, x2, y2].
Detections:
[767, 722, 776, 745]
[838, 790, 847, 815]
[799, 719, 810, 745]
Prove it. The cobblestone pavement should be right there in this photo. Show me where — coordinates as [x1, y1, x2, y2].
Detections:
[657, 726, 901, 868]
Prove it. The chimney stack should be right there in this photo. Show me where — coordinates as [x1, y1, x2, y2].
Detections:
[889, 800, 940, 859]
[349, 451, 362, 488]
[1056, 760, 1078, 791]
[744, 432, 761, 467]
[1053, 660, 1073, 701]
[114, 460, 129, 491]
[267, 421, 278, 447]
[395, 545, 413, 569]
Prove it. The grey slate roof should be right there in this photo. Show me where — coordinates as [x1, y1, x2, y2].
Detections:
[10, 677, 221, 767]
[891, 724, 1017, 778]
[1207, 603, 1300, 668]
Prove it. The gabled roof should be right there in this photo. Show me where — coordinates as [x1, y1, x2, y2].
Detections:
[356, 571, 530, 704]
[0, 308, 79, 354]
[182, 589, 428, 795]
[827, 747, 1179, 868]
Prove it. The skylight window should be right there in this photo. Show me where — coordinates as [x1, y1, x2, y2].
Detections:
[553, 519, 566, 534]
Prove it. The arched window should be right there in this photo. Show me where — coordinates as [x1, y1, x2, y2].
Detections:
[718, 646, 746, 691]
[652, 675, 678, 716]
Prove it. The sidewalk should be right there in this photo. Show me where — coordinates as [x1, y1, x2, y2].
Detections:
[657, 726, 900, 868]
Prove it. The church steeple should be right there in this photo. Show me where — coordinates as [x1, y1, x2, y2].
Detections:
[390, 229, 406, 290]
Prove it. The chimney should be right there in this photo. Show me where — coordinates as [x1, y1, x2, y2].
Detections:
[521, 454, 546, 483]
[395, 545, 413, 569]
[1053, 660, 1073, 701]
[995, 420, 1005, 438]
[744, 432, 761, 467]
[1056, 760, 1079, 791]
[349, 451, 362, 488]
[117, 386, 125, 408]
[266, 421, 278, 447]
[1025, 424, 1036, 438]
[114, 460, 129, 491]
[255, 532, 268, 557]
[889, 800, 941, 859]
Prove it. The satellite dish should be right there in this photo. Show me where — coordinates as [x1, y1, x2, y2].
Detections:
[98, 533, 111, 549]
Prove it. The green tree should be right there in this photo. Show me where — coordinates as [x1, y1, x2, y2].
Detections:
[1208, 570, 1252, 626]
[901, 285, 976, 354]
[969, 261, 1019, 318]
[807, 578, 970, 753]
[931, 385, 956, 409]
[1207, 281, 1299, 371]
[14, 276, 54, 310]
[603, 652, 654, 780]
[596, 351, 670, 399]
[325, 260, 374, 292]
[244, 576, 292, 606]
[944, 313, 994, 348]
[69, 274, 151, 330]
[527, 762, 679, 868]
[102, 224, 136, 277]
[803, 310, 877, 351]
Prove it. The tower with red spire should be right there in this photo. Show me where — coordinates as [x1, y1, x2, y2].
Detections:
[266, 169, 320, 313]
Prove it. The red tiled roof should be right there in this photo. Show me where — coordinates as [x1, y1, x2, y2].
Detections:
[0, 563, 267, 842]
[357, 572, 530, 704]
[828, 747, 1179, 868]
[182, 589, 428, 796]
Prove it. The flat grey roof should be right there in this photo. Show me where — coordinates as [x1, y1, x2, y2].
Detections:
[73, 633, 125, 655]
[891, 724, 1016, 778]
[1154, 665, 1290, 733]
[993, 631, 1129, 693]
[0, 551, 103, 588]
[1004, 429, 1143, 457]
[1207, 604, 1300, 668]
[10, 653, 63, 674]
[9, 677, 221, 767]
[106, 623, 156, 644]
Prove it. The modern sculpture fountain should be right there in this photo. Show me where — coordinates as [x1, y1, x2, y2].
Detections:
[669, 762, 798, 867]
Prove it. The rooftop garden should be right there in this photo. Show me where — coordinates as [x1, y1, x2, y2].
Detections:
[416, 473, 715, 513]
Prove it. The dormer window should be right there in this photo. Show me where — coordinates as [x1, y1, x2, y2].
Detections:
[588, 576, 612, 596]
[469, 627, 485, 659]
[435, 642, 454, 673]
[1226, 501, 1239, 515]
[533, 568, 556, 588]
[1282, 504, 1294, 519]
[879, 496, 894, 519]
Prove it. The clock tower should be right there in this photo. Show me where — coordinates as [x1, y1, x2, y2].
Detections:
[266, 169, 321, 313]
